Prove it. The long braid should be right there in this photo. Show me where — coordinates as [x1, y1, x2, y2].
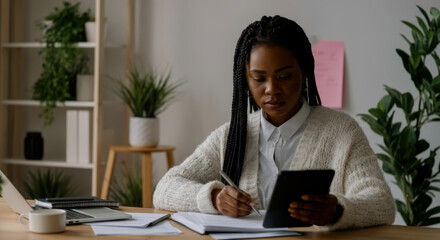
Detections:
[222, 25, 255, 185]
[222, 16, 321, 185]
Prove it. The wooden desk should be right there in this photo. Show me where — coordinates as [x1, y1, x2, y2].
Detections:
[1, 198, 439, 239]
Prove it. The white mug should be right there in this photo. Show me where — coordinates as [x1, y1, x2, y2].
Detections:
[19, 209, 66, 233]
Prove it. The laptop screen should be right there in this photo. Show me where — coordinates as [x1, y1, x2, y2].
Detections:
[0, 170, 33, 214]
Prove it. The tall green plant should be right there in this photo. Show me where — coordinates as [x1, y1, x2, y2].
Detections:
[115, 67, 185, 118]
[23, 169, 76, 199]
[33, 1, 90, 126]
[359, 6, 440, 226]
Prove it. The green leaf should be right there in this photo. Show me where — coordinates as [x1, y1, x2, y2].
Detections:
[409, 111, 420, 121]
[358, 114, 387, 136]
[416, 16, 428, 35]
[400, 34, 412, 45]
[431, 75, 440, 93]
[417, 5, 431, 26]
[390, 122, 402, 139]
[396, 49, 410, 73]
[415, 140, 430, 155]
[396, 199, 411, 225]
[420, 217, 440, 226]
[384, 85, 403, 108]
[430, 7, 440, 20]
[402, 20, 424, 39]
[409, 54, 421, 69]
[379, 95, 394, 113]
[368, 108, 387, 121]
[413, 194, 432, 216]
[426, 31, 437, 54]
[432, 52, 440, 73]
[382, 161, 395, 175]
[376, 153, 391, 163]
[401, 92, 414, 116]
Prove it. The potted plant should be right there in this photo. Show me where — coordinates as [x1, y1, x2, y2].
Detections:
[33, 1, 91, 126]
[359, 6, 440, 226]
[115, 67, 184, 147]
[85, 16, 96, 42]
[110, 173, 143, 207]
[23, 169, 76, 198]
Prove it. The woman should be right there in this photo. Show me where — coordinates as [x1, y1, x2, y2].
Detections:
[153, 15, 395, 231]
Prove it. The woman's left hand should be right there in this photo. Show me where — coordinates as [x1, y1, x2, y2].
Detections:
[288, 194, 339, 226]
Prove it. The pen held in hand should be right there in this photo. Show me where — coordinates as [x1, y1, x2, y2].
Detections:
[219, 170, 262, 216]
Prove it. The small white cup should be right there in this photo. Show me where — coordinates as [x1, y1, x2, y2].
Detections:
[19, 209, 66, 234]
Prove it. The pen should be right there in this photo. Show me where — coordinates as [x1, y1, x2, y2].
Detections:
[219, 170, 262, 216]
[147, 213, 171, 227]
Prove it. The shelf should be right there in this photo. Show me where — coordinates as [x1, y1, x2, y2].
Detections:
[2, 100, 94, 108]
[0, 159, 93, 169]
[1, 42, 125, 48]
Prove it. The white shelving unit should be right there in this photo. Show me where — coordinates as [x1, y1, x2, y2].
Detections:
[2, 100, 95, 108]
[0, 0, 135, 196]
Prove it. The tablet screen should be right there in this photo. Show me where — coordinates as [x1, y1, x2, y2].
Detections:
[263, 169, 335, 228]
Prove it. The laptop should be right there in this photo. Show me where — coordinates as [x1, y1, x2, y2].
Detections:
[0, 170, 131, 224]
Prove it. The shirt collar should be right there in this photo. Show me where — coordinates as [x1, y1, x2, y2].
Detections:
[260, 100, 311, 142]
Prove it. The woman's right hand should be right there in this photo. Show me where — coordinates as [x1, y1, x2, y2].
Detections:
[211, 186, 255, 217]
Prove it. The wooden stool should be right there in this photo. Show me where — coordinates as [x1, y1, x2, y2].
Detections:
[100, 145, 175, 208]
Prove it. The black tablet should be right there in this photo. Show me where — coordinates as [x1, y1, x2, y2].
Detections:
[262, 169, 335, 228]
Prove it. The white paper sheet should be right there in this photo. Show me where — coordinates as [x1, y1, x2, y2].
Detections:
[88, 212, 168, 227]
[210, 231, 302, 240]
[91, 221, 181, 236]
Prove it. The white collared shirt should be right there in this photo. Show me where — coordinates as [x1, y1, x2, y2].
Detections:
[258, 101, 312, 209]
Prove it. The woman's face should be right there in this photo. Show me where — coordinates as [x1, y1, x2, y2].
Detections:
[247, 44, 305, 127]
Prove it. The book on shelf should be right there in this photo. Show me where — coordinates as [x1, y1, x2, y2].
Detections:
[35, 196, 119, 209]
[66, 110, 78, 163]
[77, 110, 91, 164]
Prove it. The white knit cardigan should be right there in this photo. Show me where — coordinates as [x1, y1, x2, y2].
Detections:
[153, 106, 396, 231]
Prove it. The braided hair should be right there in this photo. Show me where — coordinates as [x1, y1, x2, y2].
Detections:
[222, 15, 321, 185]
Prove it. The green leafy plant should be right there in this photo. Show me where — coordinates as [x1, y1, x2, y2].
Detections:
[23, 169, 76, 199]
[33, 1, 90, 126]
[359, 6, 440, 226]
[114, 67, 185, 118]
[110, 173, 143, 207]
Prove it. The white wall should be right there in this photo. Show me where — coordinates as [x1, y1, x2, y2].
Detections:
[136, 0, 440, 227]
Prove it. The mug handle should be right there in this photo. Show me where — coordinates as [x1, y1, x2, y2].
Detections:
[19, 213, 29, 226]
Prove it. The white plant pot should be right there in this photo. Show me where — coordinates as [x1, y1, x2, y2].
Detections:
[129, 117, 159, 147]
[85, 21, 107, 43]
[76, 74, 94, 101]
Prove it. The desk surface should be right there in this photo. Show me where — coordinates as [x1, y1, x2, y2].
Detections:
[1, 198, 439, 240]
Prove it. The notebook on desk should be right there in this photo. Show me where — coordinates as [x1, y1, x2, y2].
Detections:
[0, 170, 131, 224]
[171, 211, 298, 235]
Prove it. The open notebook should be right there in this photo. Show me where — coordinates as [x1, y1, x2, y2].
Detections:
[171, 210, 296, 234]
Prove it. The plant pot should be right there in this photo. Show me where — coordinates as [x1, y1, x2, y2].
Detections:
[129, 117, 159, 147]
[24, 132, 44, 160]
[76, 74, 94, 101]
[85, 21, 107, 43]
[67, 75, 77, 100]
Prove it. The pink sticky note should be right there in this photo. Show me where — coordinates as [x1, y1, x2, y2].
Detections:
[311, 41, 344, 108]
